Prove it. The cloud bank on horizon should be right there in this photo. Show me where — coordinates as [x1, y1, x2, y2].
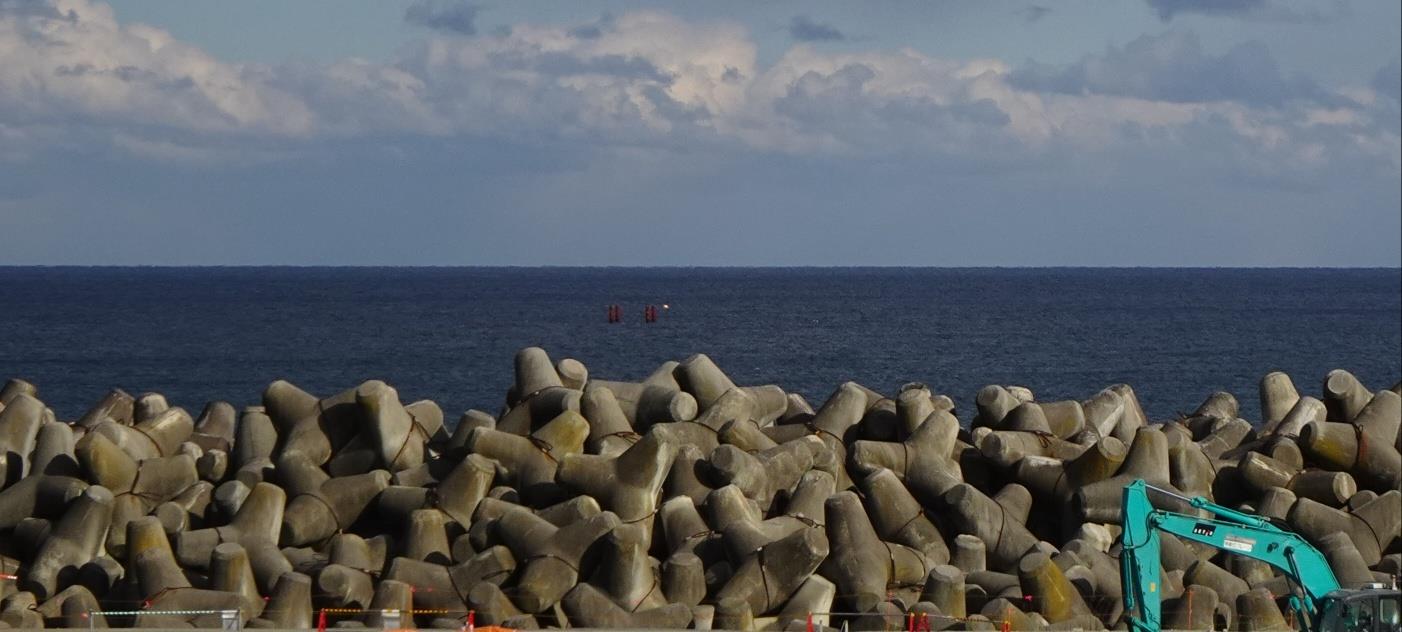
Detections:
[0, 0, 1397, 266]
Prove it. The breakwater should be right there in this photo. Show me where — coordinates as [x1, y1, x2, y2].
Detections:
[0, 347, 1398, 630]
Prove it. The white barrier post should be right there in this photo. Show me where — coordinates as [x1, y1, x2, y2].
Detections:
[382, 608, 402, 630]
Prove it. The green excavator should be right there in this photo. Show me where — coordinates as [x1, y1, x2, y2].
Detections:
[1120, 479, 1400, 632]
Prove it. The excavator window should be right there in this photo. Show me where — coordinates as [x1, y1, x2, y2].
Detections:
[1379, 595, 1399, 630]
[1321, 597, 1355, 632]
[1354, 599, 1375, 632]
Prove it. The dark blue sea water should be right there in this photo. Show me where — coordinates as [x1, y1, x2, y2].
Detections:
[1, 267, 1398, 425]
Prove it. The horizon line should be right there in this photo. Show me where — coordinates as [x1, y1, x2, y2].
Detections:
[1, 264, 1399, 270]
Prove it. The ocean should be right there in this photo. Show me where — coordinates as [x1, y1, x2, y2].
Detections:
[2, 267, 1398, 425]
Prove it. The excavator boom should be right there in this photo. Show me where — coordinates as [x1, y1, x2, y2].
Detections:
[1120, 479, 1344, 632]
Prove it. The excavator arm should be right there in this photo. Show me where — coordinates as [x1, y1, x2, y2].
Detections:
[1120, 479, 1342, 632]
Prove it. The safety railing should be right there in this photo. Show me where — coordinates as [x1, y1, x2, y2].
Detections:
[316, 607, 473, 632]
[85, 609, 243, 630]
[801, 610, 1017, 632]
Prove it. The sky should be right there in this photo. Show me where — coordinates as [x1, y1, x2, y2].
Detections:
[0, 0, 1398, 266]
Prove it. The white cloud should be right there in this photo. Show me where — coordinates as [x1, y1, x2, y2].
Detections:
[0, 0, 313, 135]
[0, 0, 1397, 179]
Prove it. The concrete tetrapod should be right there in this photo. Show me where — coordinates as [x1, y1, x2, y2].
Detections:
[262, 381, 335, 466]
[950, 534, 987, 573]
[125, 516, 191, 599]
[808, 382, 872, 489]
[850, 409, 961, 481]
[136, 588, 248, 629]
[776, 574, 837, 630]
[557, 424, 678, 529]
[589, 380, 700, 430]
[0, 591, 45, 628]
[919, 565, 965, 622]
[31, 421, 81, 479]
[433, 452, 495, 528]
[939, 483, 1038, 572]
[1061, 540, 1123, 623]
[1269, 396, 1329, 438]
[1236, 586, 1291, 632]
[978, 429, 1087, 469]
[404, 508, 452, 564]
[719, 416, 780, 453]
[1071, 427, 1195, 524]
[280, 465, 391, 546]
[1015, 436, 1127, 509]
[7, 354, 1402, 631]
[1299, 420, 1402, 493]
[859, 468, 950, 565]
[1316, 533, 1375, 589]
[496, 385, 583, 437]
[232, 407, 277, 473]
[580, 384, 639, 457]
[708, 485, 808, 561]
[1260, 372, 1301, 426]
[717, 525, 829, 617]
[355, 381, 427, 473]
[133, 392, 169, 423]
[562, 582, 695, 629]
[1163, 584, 1220, 631]
[175, 482, 285, 569]
[556, 357, 588, 391]
[497, 348, 579, 435]
[712, 597, 755, 631]
[821, 491, 930, 613]
[465, 410, 588, 504]
[23, 484, 114, 600]
[1185, 558, 1249, 624]
[1353, 390, 1401, 448]
[494, 507, 621, 613]
[665, 443, 713, 505]
[209, 542, 264, 617]
[592, 523, 666, 612]
[75, 387, 134, 429]
[34, 584, 107, 629]
[248, 571, 313, 629]
[466, 581, 535, 627]
[673, 353, 742, 412]
[658, 495, 730, 584]
[88, 406, 194, 462]
[105, 454, 198, 555]
[1016, 551, 1095, 624]
[0, 394, 49, 486]
[512, 346, 564, 403]
[1323, 370, 1373, 423]
[378, 555, 469, 613]
[662, 552, 706, 607]
[446, 409, 495, 455]
[708, 436, 823, 510]
[362, 578, 417, 629]
[1168, 440, 1219, 501]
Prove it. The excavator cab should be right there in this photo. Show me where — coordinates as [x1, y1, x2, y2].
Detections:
[1318, 589, 1402, 632]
